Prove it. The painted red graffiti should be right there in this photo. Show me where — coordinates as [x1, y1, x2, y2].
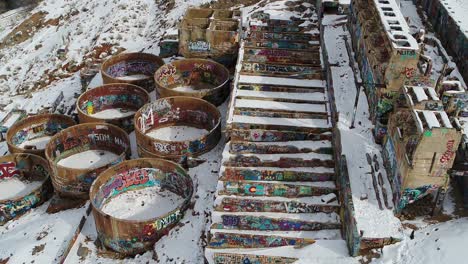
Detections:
[115, 169, 150, 191]
[440, 139, 455, 164]
[0, 162, 20, 179]
[401, 67, 415, 78]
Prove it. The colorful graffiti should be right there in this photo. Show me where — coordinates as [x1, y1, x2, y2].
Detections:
[213, 215, 339, 231]
[397, 185, 439, 211]
[223, 167, 333, 182]
[213, 253, 297, 264]
[106, 61, 157, 79]
[11, 120, 71, 148]
[230, 129, 332, 142]
[0, 162, 20, 179]
[221, 182, 335, 197]
[218, 197, 338, 214]
[242, 62, 322, 78]
[188, 41, 210, 52]
[208, 232, 315, 248]
[248, 32, 312, 41]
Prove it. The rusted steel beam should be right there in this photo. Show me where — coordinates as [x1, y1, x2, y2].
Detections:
[243, 48, 321, 65]
[228, 129, 332, 142]
[211, 215, 340, 231]
[45, 123, 130, 199]
[134, 96, 221, 161]
[154, 59, 230, 106]
[90, 158, 193, 255]
[220, 181, 336, 197]
[213, 253, 297, 264]
[229, 141, 332, 154]
[223, 155, 334, 168]
[0, 154, 52, 225]
[216, 197, 339, 214]
[101, 52, 164, 93]
[76, 84, 149, 133]
[222, 167, 334, 182]
[241, 62, 324, 79]
[208, 232, 315, 248]
[6, 114, 75, 157]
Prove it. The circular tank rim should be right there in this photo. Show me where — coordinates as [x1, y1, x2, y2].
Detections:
[89, 158, 193, 224]
[133, 96, 221, 147]
[154, 58, 230, 96]
[5, 114, 76, 156]
[0, 153, 51, 203]
[101, 52, 165, 84]
[44, 122, 130, 173]
[76, 83, 150, 122]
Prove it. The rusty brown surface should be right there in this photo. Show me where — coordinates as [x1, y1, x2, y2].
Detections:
[89, 158, 193, 255]
[154, 58, 230, 106]
[6, 114, 76, 158]
[101, 52, 164, 92]
[76, 84, 149, 133]
[134, 96, 221, 161]
[0, 153, 52, 225]
[45, 123, 130, 199]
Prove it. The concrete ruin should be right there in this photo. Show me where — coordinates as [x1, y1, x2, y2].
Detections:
[77, 84, 149, 132]
[0, 153, 52, 225]
[134, 96, 221, 163]
[6, 114, 75, 157]
[90, 158, 193, 255]
[154, 58, 230, 106]
[45, 123, 130, 199]
[349, 0, 421, 143]
[179, 8, 241, 65]
[101, 52, 164, 92]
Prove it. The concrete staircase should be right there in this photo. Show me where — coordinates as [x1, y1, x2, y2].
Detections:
[206, 12, 347, 263]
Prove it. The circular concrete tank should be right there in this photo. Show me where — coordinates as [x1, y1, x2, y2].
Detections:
[45, 123, 130, 199]
[77, 84, 150, 132]
[134, 96, 221, 162]
[6, 114, 76, 157]
[154, 59, 230, 106]
[101, 52, 164, 92]
[90, 158, 193, 255]
[0, 153, 52, 225]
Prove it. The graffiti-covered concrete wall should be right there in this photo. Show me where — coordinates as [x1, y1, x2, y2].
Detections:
[416, 0, 468, 83]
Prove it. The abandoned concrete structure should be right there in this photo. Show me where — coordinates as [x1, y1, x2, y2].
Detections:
[179, 8, 241, 65]
[349, 0, 420, 143]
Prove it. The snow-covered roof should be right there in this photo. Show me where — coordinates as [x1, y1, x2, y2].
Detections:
[373, 0, 419, 50]
[413, 109, 453, 132]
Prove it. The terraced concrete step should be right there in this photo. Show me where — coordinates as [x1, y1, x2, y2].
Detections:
[210, 229, 341, 240]
[211, 212, 340, 231]
[229, 140, 332, 154]
[243, 48, 321, 65]
[241, 62, 324, 79]
[233, 109, 327, 119]
[238, 84, 324, 93]
[221, 167, 334, 182]
[214, 196, 340, 213]
[231, 115, 331, 129]
[222, 154, 334, 169]
[244, 40, 320, 50]
[234, 99, 327, 113]
[228, 129, 332, 142]
[218, 181, 337, 197]
[235, 90, 327, 102]
[238, 75, 326, 88]
[247, 31, 319, 42]
[207, 232, 315, 249]
[209, 252, 298, 264]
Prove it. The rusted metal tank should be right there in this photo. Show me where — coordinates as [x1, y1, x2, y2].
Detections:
[101, 52, 164, 92]
[45, 123, 130, 199]
[6, 114, 76, 157]
[154, 59, 230, 106]
[134, 96, 221, 161]
[76, 84, 150, 132]
[0, 153, 52, 225]
[90, 158, 193, 255]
